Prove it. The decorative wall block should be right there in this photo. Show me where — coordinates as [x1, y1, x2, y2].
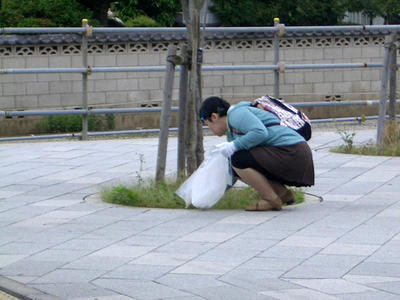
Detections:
[279, 38, 294, 48]
[334, 37, 351, 47]
[314, 37, 332, 47]
[214, 40, 232, 49]
[235, 40, 253, 49]
[204, 40, 214, 50]
[38, 45, 58, 56]
[371, 36, 385, 46]
[61, 45, 81, 55]
[151, 42, 170, 52]
[88, 44, 105, 54]
[0, 47, 12, 56]
[295, 38, 313, 48]
[16, 46, 35, 56]
[354, 37, 369, 46]
[129, 42, 149, 53]
[254, 39, 273, 49]
[107, 43, 126, 54]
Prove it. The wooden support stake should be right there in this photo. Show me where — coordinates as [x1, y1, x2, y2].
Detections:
[388, 34, 397, 121]
[156, 45, 177, 183]
[177, 45, 189, 177]
[377, 34, 394, 149]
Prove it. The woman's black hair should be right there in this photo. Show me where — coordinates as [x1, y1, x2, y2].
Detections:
[199, 96, 230, 123]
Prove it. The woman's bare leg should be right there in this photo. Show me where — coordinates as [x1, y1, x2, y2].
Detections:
[233, 167, 282, 210]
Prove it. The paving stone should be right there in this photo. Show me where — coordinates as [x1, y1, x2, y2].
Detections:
[71, 296, 134, 300]
[0, 260, 65, 277]
[343, 274, 400, 284]
[321, 243, 380, 256]
[89, 245, 154, 258]
[220, 270, 302, 291]
[217, 237, 278, 251]
[29, 282, 116, 299]
[362, 281, 400, 295]
[350, 262, 400, 277]
[130, 252, 195, 267]
[0, 242, 50, 255]
[283, 265, 352, 279]
[335, 291, 400, 300]
[259, 245, 322, 259]
[0, 254, 26, 268]
[189, 284, 274, 300]
[239, 257, 304, 272]
[156, 273, 226, 290]
[278, 236, 336, 248]
[260, 288, 341, 300]
[172, 260, 237, 275]
[288, 279, 375, 294]
[103, 264, 174, 281]
[178, 232, 238, 243]
[32, 269, 106, 284]
[63, 256, 132, 271]
[92, 278, 195, 299]
[28, 249, 90, 263]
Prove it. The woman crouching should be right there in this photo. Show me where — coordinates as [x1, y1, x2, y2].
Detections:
[199, 96, 314, 211]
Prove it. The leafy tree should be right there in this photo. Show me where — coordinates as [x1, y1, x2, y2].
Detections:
[0, 0, 96, 27]
[210, 0, 278, 26]
[344, 0, 383, 25]
[211, 0, 346, 26]
[380, 0, 400, 24]
[77, 0, 114, 26]
[114, 0, 181, 27]
[286, 0, 347, 25]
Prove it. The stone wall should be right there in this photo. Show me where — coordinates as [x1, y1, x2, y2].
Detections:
[0, 32, 396, 112]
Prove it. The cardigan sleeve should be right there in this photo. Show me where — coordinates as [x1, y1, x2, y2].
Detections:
[228, 106, 274, 150]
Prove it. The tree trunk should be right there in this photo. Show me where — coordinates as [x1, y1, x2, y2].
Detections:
[156, 45, 177, 183]
[180, 0, 206, 175]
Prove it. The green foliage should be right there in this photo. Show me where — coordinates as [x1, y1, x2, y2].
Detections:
[39, 114, 115, 133]
[125, 15, 159, 27]
[344, 0, 383, 24]
[102, 179, 303, 210]
[210, 0, 277, 26]
[114, 0, 180, 27]
[102, 181, 187, 208]
[211, 0, 346, 26]
[332, 121, 400, 156]
[0, 0, 97, 27]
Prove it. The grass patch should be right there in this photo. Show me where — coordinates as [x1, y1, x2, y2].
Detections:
[332, 121, 400, 157]
[332, 142, 400, 156]
[101, 180, 304, 210]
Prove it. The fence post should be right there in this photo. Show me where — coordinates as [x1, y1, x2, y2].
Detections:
[178, 44, 189, 177]
[388, 33, 397, 121]
[81, 19, 89, 140]
[377, 34, 394, 149]
[273, 18, 280, 99]
[156, 45, 177, 183]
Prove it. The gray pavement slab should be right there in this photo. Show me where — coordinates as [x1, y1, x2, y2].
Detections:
[1, 129, 400, 299]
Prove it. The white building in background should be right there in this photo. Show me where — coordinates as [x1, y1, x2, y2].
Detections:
[343, 12, 385, 25]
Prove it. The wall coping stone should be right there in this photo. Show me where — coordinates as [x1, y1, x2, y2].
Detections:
[0, 28, 392, 46]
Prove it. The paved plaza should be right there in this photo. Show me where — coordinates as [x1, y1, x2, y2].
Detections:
[1, 128, 400, 299]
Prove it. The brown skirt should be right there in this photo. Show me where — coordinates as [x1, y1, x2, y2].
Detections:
[249, 142, 314, 187]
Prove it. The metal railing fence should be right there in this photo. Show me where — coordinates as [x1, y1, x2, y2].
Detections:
[1, 23, 400, 141]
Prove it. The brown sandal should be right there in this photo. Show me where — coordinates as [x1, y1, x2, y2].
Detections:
[268, 196, 283, 211]
[245, 200, 273, 211]
[281, 190, 296, 205]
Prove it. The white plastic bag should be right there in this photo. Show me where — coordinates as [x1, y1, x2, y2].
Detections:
[176, 152, 232, 209]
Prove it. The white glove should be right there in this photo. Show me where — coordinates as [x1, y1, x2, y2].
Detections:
[211, 142, 236, 158]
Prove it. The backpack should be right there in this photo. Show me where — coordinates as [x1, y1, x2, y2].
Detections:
[251, 95, 312, 141]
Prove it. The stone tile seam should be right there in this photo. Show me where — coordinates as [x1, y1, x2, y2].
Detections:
[343, 276, 400, 296]
[280, 278, 391, 298]
[321, 155, 393, 196]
